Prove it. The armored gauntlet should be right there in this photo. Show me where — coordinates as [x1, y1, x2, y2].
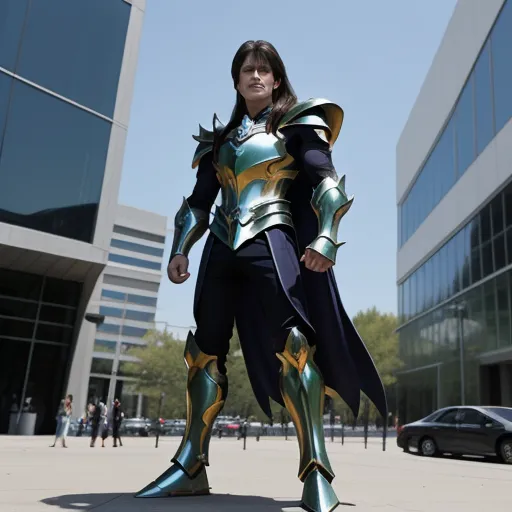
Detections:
[307, 176, 354, 264]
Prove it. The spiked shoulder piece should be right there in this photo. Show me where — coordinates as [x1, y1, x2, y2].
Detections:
[278, 98, 344, 148]
[191, 114, 225, 168]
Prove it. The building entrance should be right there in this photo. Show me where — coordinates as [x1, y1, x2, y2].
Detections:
[0, 269, 81, 435]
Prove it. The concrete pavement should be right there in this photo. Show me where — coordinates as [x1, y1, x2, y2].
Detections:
[0, 435, 511, 511]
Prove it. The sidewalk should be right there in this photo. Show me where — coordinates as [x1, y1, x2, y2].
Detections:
[0, 435, 511, 511]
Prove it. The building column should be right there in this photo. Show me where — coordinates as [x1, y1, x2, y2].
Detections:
[500, 364, 512, 407]
[136, 392, 143, 418]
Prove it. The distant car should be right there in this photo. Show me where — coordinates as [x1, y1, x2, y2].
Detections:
[120, 417, 151, 437]
[397, 406, 512, 464]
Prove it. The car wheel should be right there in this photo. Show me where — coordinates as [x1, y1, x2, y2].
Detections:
[419, 436, 437, 457]
[499, 439, 512, 464]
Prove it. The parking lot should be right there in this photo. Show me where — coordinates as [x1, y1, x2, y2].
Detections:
[0, 435, 511, 511]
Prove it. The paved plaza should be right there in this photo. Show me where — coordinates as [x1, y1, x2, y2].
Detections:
[0, 435, 510, 511]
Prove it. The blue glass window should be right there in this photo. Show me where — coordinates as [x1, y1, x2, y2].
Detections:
[492, 0, 512, 133]
[455, 80, 475, 178]
[124, 310, 155, 323]
[0, 0, 29, 72]
[438, 117, 456, 200]
[108, 254, 162, 271]
[16, 0, 131, 117]
[0, 72, 12, 147]
[127, 294, 158, 307]
[122, 326, 149, 338]
[94, 339, 117, 354]
[474, 42, 494, 155]
[97, 323, 120, 335]
[0, 81, 111, 242]
[101, 289, 126, 302]
[102, 289, 157, 307]
[99, 306, 124, 319]
[110, 239, 165, 258]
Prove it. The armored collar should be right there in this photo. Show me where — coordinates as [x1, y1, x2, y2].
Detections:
[228, 106, 272, 146]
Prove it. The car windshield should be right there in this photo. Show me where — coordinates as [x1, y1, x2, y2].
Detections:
[484, 407, 512, 422]
[422, 411, 442, 422]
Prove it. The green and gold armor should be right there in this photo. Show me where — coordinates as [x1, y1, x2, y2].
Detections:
[136, 332, 227, 498]
[278, 328, 340, 512]
[170, 98, 351, 263]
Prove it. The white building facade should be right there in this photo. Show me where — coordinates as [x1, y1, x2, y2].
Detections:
[396, 0, 512, 423]
[81, 205, 167, 419]
[0, 0, 146, 434]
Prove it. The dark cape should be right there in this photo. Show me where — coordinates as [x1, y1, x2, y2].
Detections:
[193, 168, 387, 421]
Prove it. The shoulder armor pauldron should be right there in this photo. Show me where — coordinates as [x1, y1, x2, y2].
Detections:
[191, 114, 225, 168]
[278, 98, 344, 148]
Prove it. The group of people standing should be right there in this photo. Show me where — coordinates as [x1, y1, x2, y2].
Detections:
[87, 398, 124, 448]
[50, 396, 124, 448]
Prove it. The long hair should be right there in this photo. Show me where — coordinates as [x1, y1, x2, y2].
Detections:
[213, 40, 297, 160]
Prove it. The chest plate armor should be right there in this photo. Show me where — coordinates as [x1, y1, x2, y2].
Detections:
[210, 113, 298, 249]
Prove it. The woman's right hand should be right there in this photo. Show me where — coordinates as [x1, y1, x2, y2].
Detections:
[167, 255, 190, 284]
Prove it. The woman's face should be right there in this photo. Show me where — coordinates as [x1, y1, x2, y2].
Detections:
[237, 53, 279, 105]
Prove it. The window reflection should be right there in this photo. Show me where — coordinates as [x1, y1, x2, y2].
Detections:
[90, 357, 113, 375]
[492, 0, 512, 133]
[505, 183, 512, 228]
[110, 239, 165, 258]
[101, 290, 126, 302]
[108, 254, 162, 271]
[495, 273, 511, 347]
[121, 326, 149, 338]
[474, 42, 494, 155]
[99, 306, 124, 319]
[481, 242, 493, 278]
[400, 185, 510, 324]
[0, 0, 29, 72]
[97, 324, 120, 335]
[0, 80, 112, 242]
[491, 195, 505, 235]
[493, 234, 506, 272]
[455, 80, 475, 178]
[0, 72, 12, 145]
[398, 267, 512, 421]
[483, 281, 498, 351]
[16, 0, 131, 117]
[94, 339, 117, 354]
[124, 310, 155, 322]
[507, 228, 512, 266]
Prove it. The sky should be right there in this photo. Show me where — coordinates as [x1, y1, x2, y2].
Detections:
[119, 0, 458, 337]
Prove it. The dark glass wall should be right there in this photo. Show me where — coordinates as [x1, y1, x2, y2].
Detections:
[398, 0, 512, 247]
[0, 0, 130, 117]
[0, 80, 112, 242]
[0, 269, 82, 434]
[397, 268, 512, 423]
[0, 0, 131, 243]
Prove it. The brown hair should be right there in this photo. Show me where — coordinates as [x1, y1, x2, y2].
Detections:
[213, 40, 297, 160]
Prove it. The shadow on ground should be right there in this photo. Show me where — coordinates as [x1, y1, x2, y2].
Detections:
[41, 493, 356, 511]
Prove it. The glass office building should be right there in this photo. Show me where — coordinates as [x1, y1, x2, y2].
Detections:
[396, 0, 512, 423]
[0, 0, 145, 434]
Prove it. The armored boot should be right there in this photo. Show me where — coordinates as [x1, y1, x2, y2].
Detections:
[136, 331, 228, 498]
[277, 328, 340, 512]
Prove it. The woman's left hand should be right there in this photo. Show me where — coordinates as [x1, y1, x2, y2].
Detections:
[300, 248, 334, 272]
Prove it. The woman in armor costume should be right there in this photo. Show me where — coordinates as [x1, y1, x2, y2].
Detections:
[136, 40, 386, 512]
